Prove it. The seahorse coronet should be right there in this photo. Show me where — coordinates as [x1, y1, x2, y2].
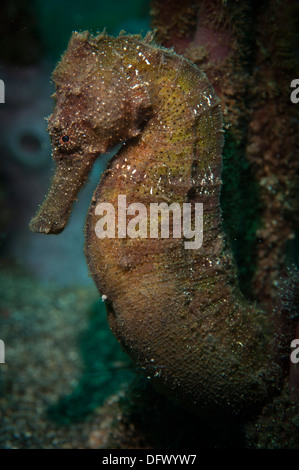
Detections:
[30, 31, 285, 420]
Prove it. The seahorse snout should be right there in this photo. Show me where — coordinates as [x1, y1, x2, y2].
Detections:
[29, 212, 67, 234]
[29, 154, 96, 234]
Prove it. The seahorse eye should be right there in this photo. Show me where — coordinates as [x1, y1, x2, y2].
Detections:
[61, 135, 70, 143]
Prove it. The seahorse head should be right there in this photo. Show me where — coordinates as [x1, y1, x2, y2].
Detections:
[30, 31, 151, 234]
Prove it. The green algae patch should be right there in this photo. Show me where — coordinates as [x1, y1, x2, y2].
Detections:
[47, 300, 135, 424]
[220, 131, 262, 298]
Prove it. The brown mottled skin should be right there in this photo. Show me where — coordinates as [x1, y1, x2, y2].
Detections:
[30, 32, 286, 419]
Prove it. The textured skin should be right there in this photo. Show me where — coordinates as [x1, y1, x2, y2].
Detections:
[30, 32, 285, 419]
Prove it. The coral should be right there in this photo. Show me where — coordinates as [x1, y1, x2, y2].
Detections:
[244, 383, 299, 449]
[245, 0, 299, 307]
[29, 31, 296, 421]
[151, 0, 198, 52]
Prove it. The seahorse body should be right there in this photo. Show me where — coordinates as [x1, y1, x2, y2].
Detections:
[30, 32, 284, 419]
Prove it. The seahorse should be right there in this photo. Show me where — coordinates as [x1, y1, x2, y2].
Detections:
[29, 31, 287, 419]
